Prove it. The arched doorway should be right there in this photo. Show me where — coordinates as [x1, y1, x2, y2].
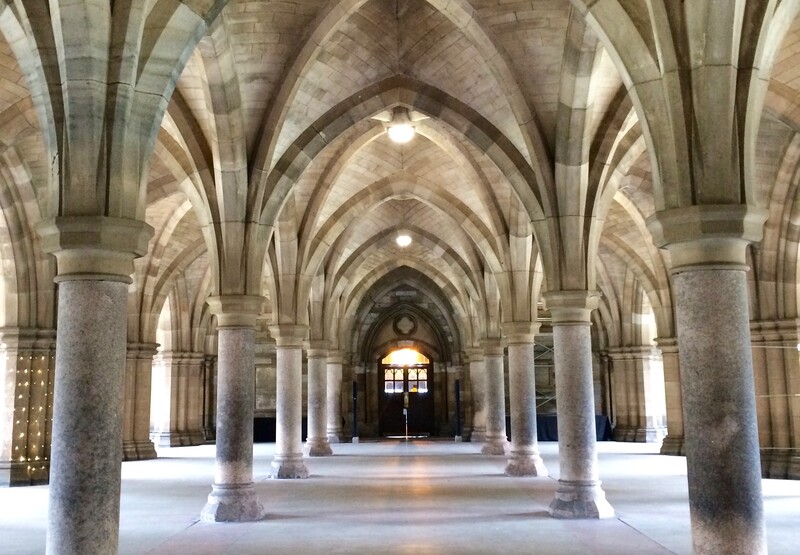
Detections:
[378, 348, 434, 437]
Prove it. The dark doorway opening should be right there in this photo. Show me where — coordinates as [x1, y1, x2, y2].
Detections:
[378, 349, 434, 437]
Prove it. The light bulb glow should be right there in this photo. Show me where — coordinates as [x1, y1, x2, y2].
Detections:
[396, 234, 412, 247]
[387, 124, 415, 143]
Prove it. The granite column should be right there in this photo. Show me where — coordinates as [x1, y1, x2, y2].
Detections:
[649, 207, 767, 553]
[545, 291, 613, 519]
[481, 340, 508, 455]
[269, 325, 309, 478]
[465, 348, 486, 442]
[326, 351, 344, 443]
[38, 217, 153, 554]
[503, 323, 547, 476]
[673, 265, 765, 552]
[306, 344, 332, 456]
[201, 296, 265, 522]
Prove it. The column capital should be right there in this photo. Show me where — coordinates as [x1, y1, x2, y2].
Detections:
[502, 321, 539, 344]
[207, 295, 265, 328]
[157, 351, 206, 364]
[306, 340, 329, 359]
[750, 319, 800, 344]
[464, 347, 484, 362]
[0, 327, 56, 351]
[608, 345, 658, 359]
[654, 337, 678, 353]
[606, 346, 633, 360]
[481, 338, 503, 357]
[326, 350, 345, 364]
[37, 216, 154, 282]
[543, 290, 599, 323]
[269, 324, 308, 347]
[126, 342, 159, 359]
[647, 205, 766, 272]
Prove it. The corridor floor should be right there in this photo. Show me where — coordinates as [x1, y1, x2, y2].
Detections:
[2, 440, 799, 554]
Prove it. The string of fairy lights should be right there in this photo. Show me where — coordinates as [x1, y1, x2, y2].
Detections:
[7, 351, 54, 479]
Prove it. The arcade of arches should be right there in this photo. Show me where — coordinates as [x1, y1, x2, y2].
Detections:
[1, 1, 800, 553]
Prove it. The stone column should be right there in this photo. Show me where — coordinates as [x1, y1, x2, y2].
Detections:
[607, 348, 634, 441]
[38, 217, 153, 554]
[269, 325, 309, 478]
[632, 346, 667, 442]
[649, 207, 766, 554]
[481, 339, 508, 455]
[122, 343, 158, 461]
[149, 352, 180, 448]
[674, 265, 766, 552]
[465, 348, 486, 442]
[448, 361, 464, 440]
[656, 338, 684, 455]
[200, 296, 265, 522]
[326, 351, 344, 443]
[152, 352, 206, 447]
[503, 322, 547, 476]
[184, 353, 206, 445]
[306, 344, 332, 456]
[545, 291, 613, 519]
[458, 356, 473, 439]
[202, 354, 217, 441]
[608, 346, 667, 443]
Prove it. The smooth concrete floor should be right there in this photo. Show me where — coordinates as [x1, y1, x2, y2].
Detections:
[1, 441, 799, 554]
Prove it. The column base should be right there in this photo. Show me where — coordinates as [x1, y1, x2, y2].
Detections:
[660, 434, 685, 456]
[613, 427, 637, 442]
[787, 453, 800, 480]
[634, 426, 667, 443]
[505, 453, 548, 477]
[761, 448, 795, 479]
[327, 431, 342, 444]
[481, 438, 508, 455]
[548, 480, 614, 519]
[150, 431, 197, 448]
[305, 439, 333, 457]
[270, 456, 309, 479]
[471, 427, 486, 442]
[187, 430, 206, 446]
[200, 483, 266, 522]
[122, 440, 157, 461]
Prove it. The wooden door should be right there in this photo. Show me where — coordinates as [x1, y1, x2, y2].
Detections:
[379, 364, 434, 437]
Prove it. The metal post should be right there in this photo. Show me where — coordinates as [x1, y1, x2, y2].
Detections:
[352, 380, 359, 443]
[455, 379, 462, 442]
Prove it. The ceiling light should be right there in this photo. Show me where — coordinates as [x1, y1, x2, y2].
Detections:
[386, 106, 415, 144]
[396, 234, 412, 247]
